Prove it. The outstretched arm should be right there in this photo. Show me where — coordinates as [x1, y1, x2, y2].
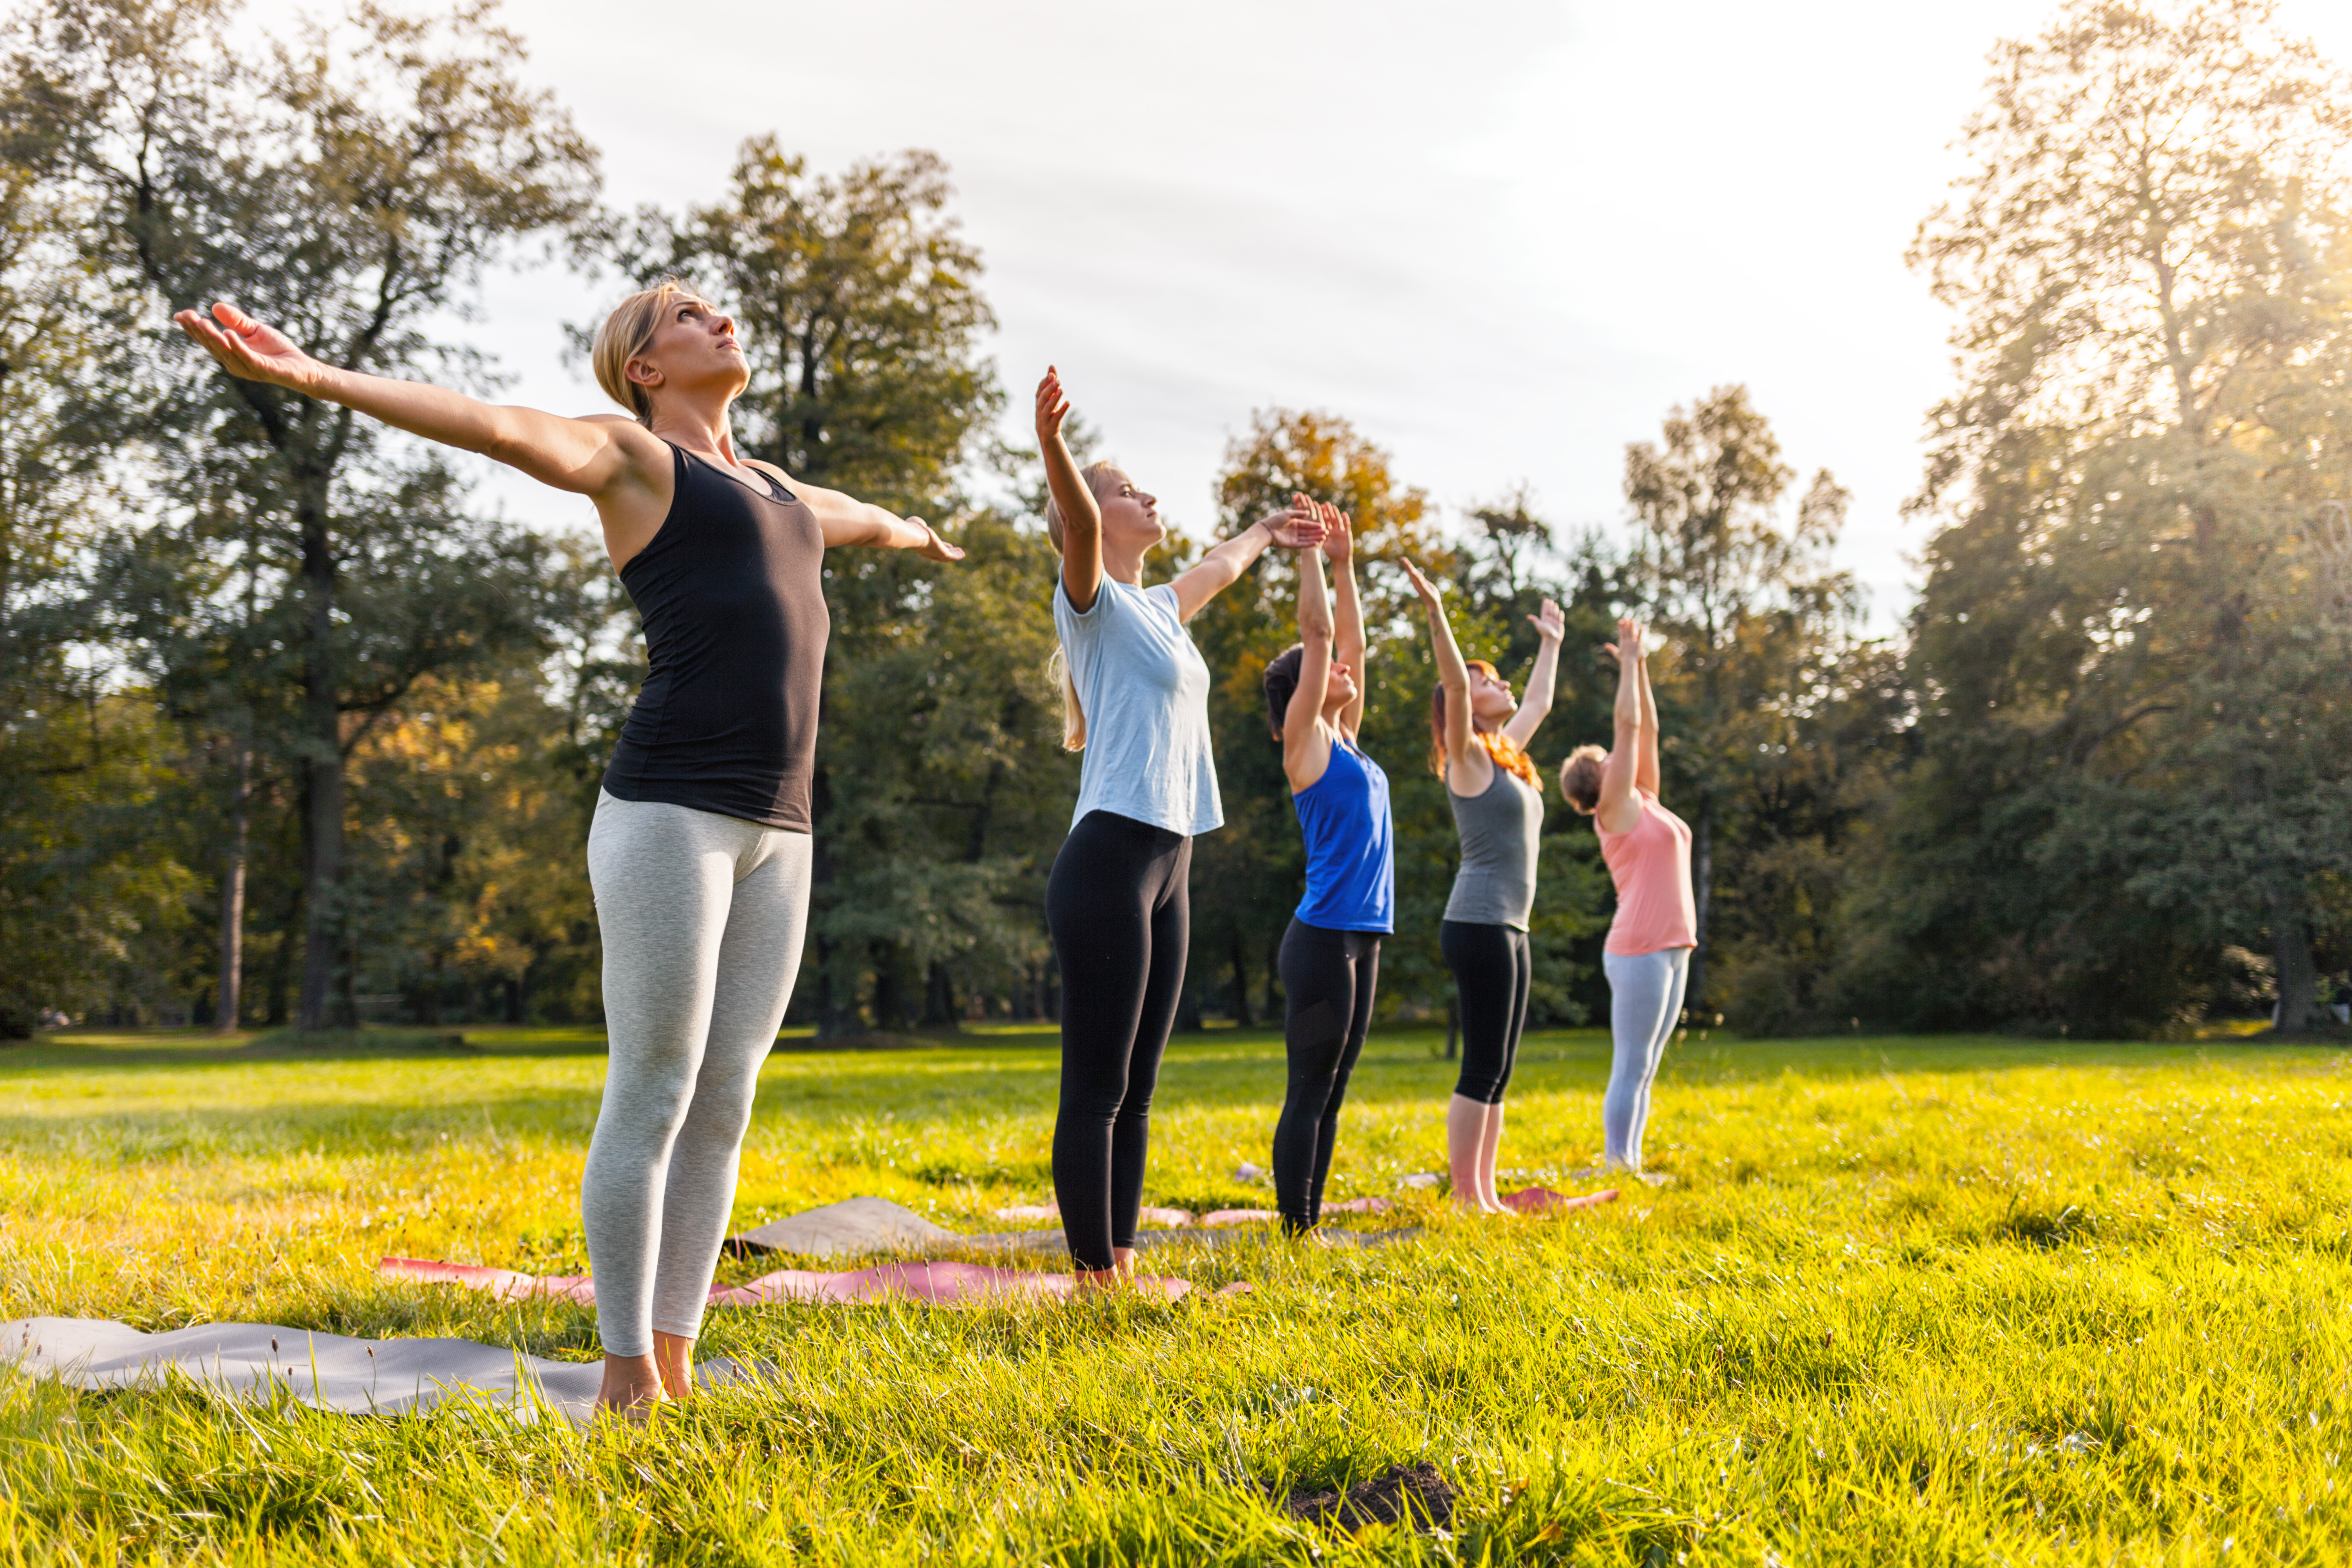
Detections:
[1501, 597, 1565, 751]
[1283, 539, 1336, 792]
[743, 466, 963, 561]
[175, 302, 657, 503]
[1596, 616, 1644, 834]
[1635, 637, 1662, 797]
[1168, 493, 1323, 622]
[1035, 368, 1102, 611]
[1324, 505, 1367, 740]
[1403, 559, 1491, 795]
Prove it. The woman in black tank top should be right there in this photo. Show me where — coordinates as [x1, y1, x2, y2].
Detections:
[174, 281, 962, 1418]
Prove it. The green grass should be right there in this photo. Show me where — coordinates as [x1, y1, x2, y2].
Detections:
[4, 1023, 2350, 1565]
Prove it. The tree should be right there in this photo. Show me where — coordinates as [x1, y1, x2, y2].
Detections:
[0, 107, 195, 1034]
[1888, 0, 2352, 1033]
[3, 0, 599, 1029]
[1622, 385, 1859, 1018]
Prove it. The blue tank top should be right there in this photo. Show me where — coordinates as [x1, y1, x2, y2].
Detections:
[1292, 739, 1395, 933]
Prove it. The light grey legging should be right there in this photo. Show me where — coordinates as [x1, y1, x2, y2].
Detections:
[1601, 946, 1691, 1169]
[582, 791, 812, 1356]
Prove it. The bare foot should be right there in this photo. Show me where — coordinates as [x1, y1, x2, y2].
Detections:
[652, 1330, 694, 1401]
[596, 1353, 667, 1421]
[1073, 1266, 1125, 1294]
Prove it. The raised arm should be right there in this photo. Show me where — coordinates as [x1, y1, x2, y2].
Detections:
[1034, 368, 1101, 612]
[1501, 597, 1565, 751]
[175, 301, 660, 507]
[1283, 537, 1336, 792]
[1168, 493, 1324, 623]
[1324, 505, 1367, 740]
[1596, 616, 1645, 834]
[1635, 635, 1662, 797]
[1402, 559, 1491, 796]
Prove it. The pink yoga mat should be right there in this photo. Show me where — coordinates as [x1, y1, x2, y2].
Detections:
[379, 1257, 1248, 1306]
[1498, 1186, 1621, 1214]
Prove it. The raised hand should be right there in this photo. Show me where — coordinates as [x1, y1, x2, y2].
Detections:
[173, 302, 330, 394]
[1617, 616, 1644, 660]
[1400, 558, 1442, 603]
[1528, 597, 1564, 643]
[1259, 493, 1326, 549]
[1034, 366, 1071, 444]
[1321, 504, 1354, 564]
[911, 518, 966, 563]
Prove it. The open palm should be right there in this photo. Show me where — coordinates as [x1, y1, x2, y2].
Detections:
[173, 302, 328, 392]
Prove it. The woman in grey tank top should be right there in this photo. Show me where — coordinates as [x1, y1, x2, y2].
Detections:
[1402, 562, 1564, 1212]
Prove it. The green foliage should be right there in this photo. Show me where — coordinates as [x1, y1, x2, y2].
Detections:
[1867, 0, 2352, 1036]
[7, 1026, 2352, 1561]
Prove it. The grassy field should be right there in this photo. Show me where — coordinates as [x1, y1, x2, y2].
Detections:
[3, 1021, 2349, 1565]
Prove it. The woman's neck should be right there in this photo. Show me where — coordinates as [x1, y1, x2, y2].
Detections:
[647, 395, 740, 466]
[1102, 539, 1148, 585]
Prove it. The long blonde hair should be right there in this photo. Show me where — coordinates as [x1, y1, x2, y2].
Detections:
[1043, 460, 1125, 750]
[1048, 647, 1085, 751]
[591, 277, 711, 423]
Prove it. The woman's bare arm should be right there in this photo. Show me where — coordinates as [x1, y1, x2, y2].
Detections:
[175, 302, 660, 502]
[1403, 559, 1491, 796]
[1035, 368, 1101, 611]
[1325, 506, 1367, 740]
[1596, 616, 1645, 834]
[1501, 597, 1565, 751]
[741, 464, 963, 561]
[1635, 641, 1662, 797]
[1284, 538, 1336, 793]
[1168, 494, 1323, 622]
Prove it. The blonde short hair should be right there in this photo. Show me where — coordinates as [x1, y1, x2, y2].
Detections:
[591, 277, 709, 423]
[1043, 461, 1124, 553]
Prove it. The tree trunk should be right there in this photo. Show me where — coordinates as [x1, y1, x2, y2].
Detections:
[295, 502, 343, 1031]
[924, 962, 959, 1031]
[1228, 929, 1252, 1027]
[214, 735, 250, 1034]
[1688, 797, 1715, 1022]
[2269, 883, 2328, 1032]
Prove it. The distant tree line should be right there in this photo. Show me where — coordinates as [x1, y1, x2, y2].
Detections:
[0, 0, 2343, 1040]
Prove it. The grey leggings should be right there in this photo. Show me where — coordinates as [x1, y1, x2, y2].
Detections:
[582, 792, 812, 1356]
[1602, 946, 1690, 1169]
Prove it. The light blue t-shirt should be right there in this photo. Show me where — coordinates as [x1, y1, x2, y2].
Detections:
[1054, 575, 1223, 837]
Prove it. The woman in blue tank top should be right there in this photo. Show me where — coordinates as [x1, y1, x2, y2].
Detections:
[1260, 508, 1394, 1236]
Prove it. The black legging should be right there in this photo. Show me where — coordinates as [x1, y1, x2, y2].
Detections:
[1442, 920, 1529, 1104]
[1045, 810, 1192, 1271]
[1272, 919, 1381, 1234]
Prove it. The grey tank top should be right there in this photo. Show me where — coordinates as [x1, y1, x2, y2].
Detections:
[1443, 761, 1543, 929]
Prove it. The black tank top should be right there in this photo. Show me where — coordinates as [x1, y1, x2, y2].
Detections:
[601, 443, 829, 831]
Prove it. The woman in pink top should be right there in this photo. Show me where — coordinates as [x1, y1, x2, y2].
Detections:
[1559, 618, 1694, 1183]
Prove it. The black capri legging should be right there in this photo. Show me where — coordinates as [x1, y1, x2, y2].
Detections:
[1045, 810, 1192, 1271]
[1272, 918, 1381, 1234]
[1442, 919, 1530, 1104]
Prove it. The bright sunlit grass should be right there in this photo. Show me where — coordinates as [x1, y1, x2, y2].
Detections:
[4, 1024, 2349, 1563]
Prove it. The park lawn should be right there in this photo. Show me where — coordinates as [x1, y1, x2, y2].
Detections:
[2, 1024, 2349, 1565]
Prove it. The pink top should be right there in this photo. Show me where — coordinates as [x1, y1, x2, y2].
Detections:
[1596, 788, 1697, 956]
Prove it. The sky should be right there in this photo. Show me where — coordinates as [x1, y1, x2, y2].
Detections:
[256, 0, 2352, 628]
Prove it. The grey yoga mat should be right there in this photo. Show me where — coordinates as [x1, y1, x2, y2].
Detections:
[0, 1317, 761, 1426]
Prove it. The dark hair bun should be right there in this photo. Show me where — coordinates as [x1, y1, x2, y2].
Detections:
[1262, 644, 1305, 740]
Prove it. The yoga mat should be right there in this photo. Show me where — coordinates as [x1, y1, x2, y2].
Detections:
[0, 1316, 761, 1427]
[1499, 1186, 1620, 1214]
[724, 1195, 959, 1258]
[382, 1256, 1245, 1307]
